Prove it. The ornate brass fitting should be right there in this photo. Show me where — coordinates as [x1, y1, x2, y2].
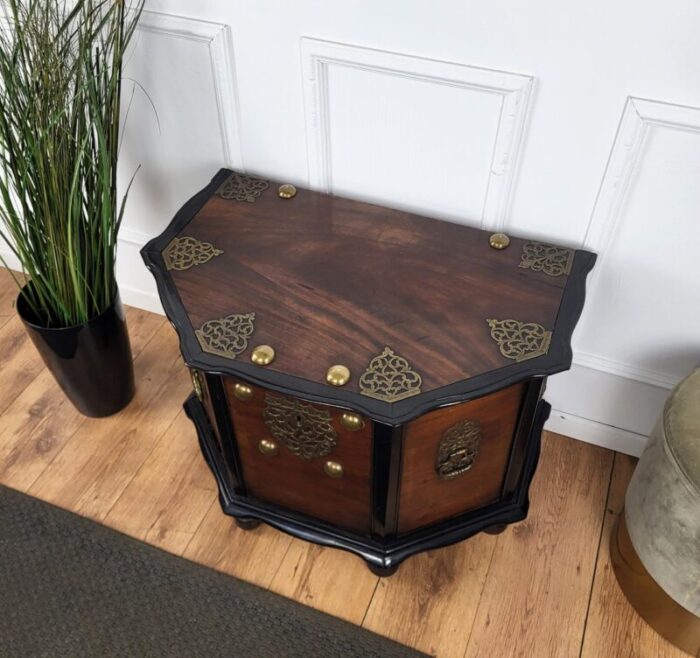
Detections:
[436, 419, 481, 479]
[263, 394, 337, 460]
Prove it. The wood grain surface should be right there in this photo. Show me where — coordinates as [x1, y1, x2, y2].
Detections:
[225, 379, 373, 534]
[0, 267, 668, 658]
[398, 382, 524, 533]
[171, 178, 572, 394]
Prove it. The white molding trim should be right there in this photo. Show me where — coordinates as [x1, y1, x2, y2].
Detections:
[118, 227, 152, 248]
[136, 10, 244, 171]
[583, 96, 700, 256]
[300, 37, 533, 231]
[579, 95, 700, 393]
[546, 409, 647, 457]
[572, 350, 679, 390]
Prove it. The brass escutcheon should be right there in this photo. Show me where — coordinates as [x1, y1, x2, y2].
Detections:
[324, 460, 344, 478]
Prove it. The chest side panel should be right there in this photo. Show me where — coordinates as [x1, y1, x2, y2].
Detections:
[397, 381, 525, 534]
[224, 379, 373, 534]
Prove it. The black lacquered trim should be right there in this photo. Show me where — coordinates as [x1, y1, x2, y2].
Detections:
[370, 422, 403, 538]
[502, 377, 545, 497]
[146, 170, 594, 426]
[204, 373, 246, 496]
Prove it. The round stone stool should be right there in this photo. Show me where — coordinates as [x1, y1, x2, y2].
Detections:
[611, 369, 700, 655]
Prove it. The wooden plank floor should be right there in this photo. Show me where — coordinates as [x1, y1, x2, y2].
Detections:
[0, 268, 687, 658]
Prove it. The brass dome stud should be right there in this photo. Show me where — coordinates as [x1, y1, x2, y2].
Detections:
[251, 345, 275, 366]
[278, 184, 297, 199]
[326, 365, 350, 387]
[258, 439, 278, 456]
[489, 233, 511, 250]
[340, 412, 364, 432]
[233, 382, 254, 401]
[324, 460, 344, 478]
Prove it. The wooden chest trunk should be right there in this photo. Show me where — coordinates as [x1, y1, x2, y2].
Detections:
[142, 169, 595, 575]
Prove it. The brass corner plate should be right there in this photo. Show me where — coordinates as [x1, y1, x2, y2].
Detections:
[195, 312, 256, 360]
[216, 172, 269, 203]
[436, 419, 481, 480]
[163, 236, 223, 271]
[263, 394, 337, 460]
[519, 241, 574, 277]
[486, 318, 552, 362]
[359, 347, 422, 403]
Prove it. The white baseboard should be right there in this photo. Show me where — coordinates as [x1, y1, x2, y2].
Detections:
[119, 283, 164, 315]
[116, 228, 165, 315]
[546, 409, 647, 457]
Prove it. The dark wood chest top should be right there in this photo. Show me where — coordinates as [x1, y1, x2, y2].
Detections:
[143, 169, 595, 424]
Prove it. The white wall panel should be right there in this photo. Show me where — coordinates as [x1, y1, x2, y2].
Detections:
[302, 39, 533, 230]
[578, 97, 700, 384]
[114, 10, 243, 311]
[548, 98, 700, 455]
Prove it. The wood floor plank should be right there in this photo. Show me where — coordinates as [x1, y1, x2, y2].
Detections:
[0, 267, 22, 321]
[0, 370, 87, 491]
[28, 323, 187, 520]
[463, 433, 614, 658]
[0, 315, 45, 416]
[269, 540, 379, 624]
[183, 503, 293, 589]
[580, 453, 688, 658]
[363, 535, 497, 658]
[124, 305, 166, 357]
[103, 409, 217, 555]
[0, 306, 166, 492]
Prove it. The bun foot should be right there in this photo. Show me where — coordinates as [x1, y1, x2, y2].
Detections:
[236, 517, 262, 531]
[368, 563, 399, 577]
[484, 523, 507, 535]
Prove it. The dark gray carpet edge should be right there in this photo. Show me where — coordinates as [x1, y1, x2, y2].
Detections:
[0, 485, 427, 658]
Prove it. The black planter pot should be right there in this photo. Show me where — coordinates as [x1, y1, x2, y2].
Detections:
[17, 289, 135, 417]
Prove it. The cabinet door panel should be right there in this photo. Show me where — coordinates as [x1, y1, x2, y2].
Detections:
[224, 379, 372, 534]
[398, 382, 525, 534]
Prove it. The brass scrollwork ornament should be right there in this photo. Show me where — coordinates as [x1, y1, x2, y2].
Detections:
[486, 318, 552, 362]
[436, 419, 481, 480]
[263, 394, 337, 460]
[162, 236, 222, 271]
[359, 347, 422, 402]
[519, 241, 574, 277]
[216, 172, 269, 203]
[195, 312, 256, 359]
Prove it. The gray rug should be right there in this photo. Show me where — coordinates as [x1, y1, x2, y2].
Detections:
[0, 485, 426, 658]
